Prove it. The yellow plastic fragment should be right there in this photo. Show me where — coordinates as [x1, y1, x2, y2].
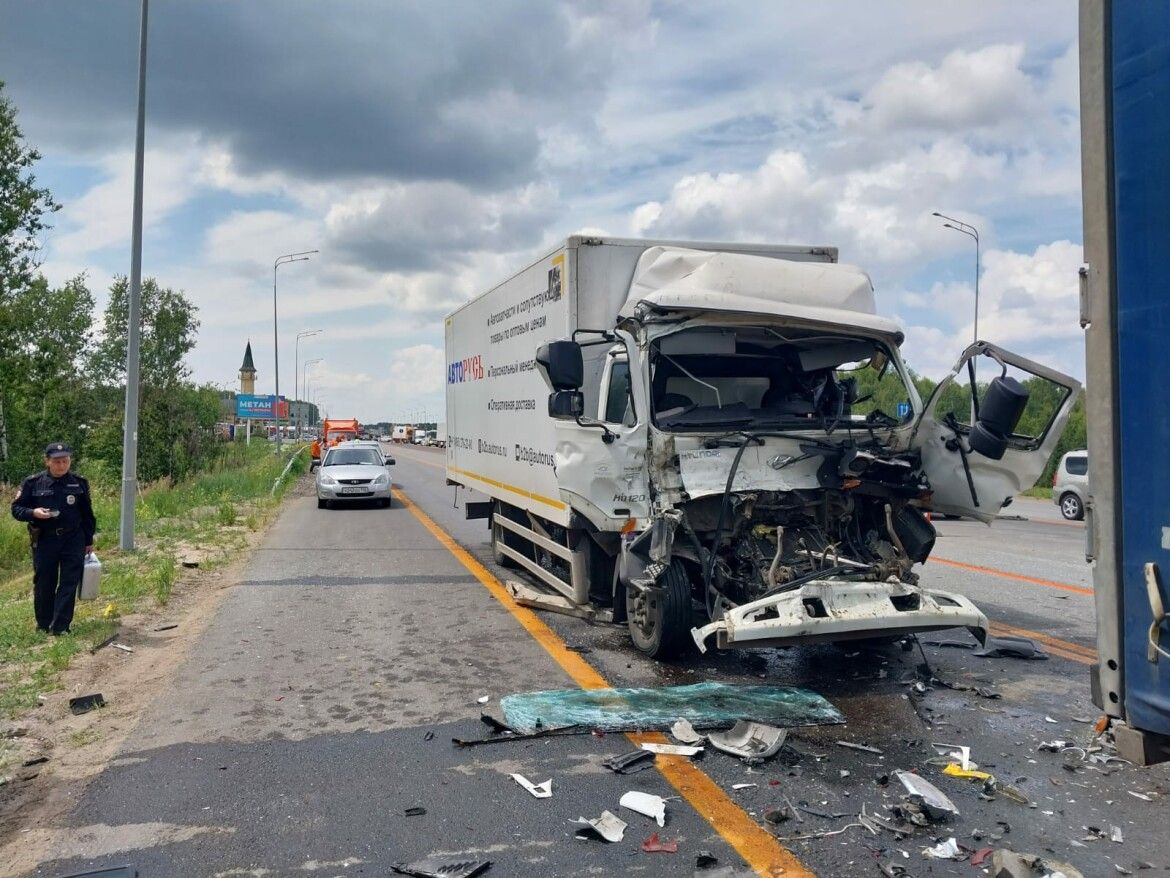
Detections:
[943, 762, 992, 781]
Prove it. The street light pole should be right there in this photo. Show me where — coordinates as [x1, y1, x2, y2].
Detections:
[119, 0, 149, 552]
[294, 330, 322, 439]
[304, 358, 322, 431]
[933, 212, 981, 420]
[273, 250, 318, 453]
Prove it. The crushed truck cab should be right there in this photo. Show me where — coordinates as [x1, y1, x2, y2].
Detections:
[445, 237, 1080, 658]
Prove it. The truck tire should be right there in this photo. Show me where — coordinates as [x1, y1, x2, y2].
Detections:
[627, 559, 693, 659]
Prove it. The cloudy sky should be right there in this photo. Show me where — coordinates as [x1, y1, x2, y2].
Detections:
[0, 1, 1083, 423]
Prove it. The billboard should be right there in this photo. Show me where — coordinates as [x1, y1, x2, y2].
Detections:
[235, 394, 288, 419]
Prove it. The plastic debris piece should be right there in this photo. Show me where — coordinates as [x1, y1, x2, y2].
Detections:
[931, 742, 973, 770]
[573, 810, 627, 843]
[837, 740, 883, 754]
[764, 804, 794, 824]
[731, 783, 757, 790]
[943, 763, 992, 782]
[1127, 790, 1153, 802]
[1044, 716, 1058, 724]
[641, 831, 678, 853]
[895, 769, 959, 820]
[68, 694, 106, 715]
[708, 721, 787, 762]
[620, 791, 667, 827]
[973, 634, 1049, 660]
[640, 742, 703, 756]
[995, 782, 1030, 804]
[970, 847, 994, 866]
[671, 718, 705, 745]
[923, 837, 962, 860]
[404, 806, 426, 817]
[452, 725, 580, 747]
[500, 681, 843, 734]
[510, 773, 551, 798]
[1038, 740, 1073, 752]
[603, 750, 655, 774]
[111, 643, 134, 654]
[390, 856, 492, 877]
[988, 849, 1084, 878]
[476, 695, 490, 704]
[695, 851, 718, 869]
[1110, 825, 1124, 844]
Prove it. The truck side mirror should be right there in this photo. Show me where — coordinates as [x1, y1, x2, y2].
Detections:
[536, 340, 583, 391]
[969, 375, 1029, 460]
[548, 390, 585, 419]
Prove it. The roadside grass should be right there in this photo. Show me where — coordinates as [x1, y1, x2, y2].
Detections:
[0, 443, 307, 717]
[1022, 486, 1054, 499]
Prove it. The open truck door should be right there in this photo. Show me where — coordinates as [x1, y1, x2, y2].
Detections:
[909, 342, 1081, 523]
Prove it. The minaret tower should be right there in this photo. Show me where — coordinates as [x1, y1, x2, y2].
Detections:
[239, 341, 257, 395]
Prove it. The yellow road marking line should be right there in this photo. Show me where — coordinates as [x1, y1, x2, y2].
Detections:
[932, 556, 1094, 596]
[394, 487, 812, 878]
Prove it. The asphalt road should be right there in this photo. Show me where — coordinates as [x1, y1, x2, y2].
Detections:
[30, 445, 1167, 878]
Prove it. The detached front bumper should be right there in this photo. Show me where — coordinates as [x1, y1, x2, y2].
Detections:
[691, 579, 989, 652]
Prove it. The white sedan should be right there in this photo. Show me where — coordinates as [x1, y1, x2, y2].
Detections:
[316, 445, 394, 508]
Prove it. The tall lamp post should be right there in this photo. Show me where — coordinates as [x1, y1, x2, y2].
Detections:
[119, 0, 150, 551]
[294, 330, 322, 439]
[933, 212, 981, 419]
[304, 358, 322, 433]
[273, 250, 318, 452]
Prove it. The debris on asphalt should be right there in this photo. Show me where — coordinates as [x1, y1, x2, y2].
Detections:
[423, 730, 434, 742]
[641, 831, 678, 853]
[974, 634, 1049, 660]
[500, 681, 842, 734]
[21, 756, 48, 767]
[895, 769, 959, 820]
[671, 718, 705, 745]
[970, 847, 994, 866]
[390, 856, 491, 877]
[572, 810, 627, 843]
[476, 695, 490, 705]
[603, 750, 655, 775]
[153, 623, 178, 632]
[837, 740, 883, 755]
[112, 643, 134, 653]
[764, 804, 795, 824]
[451, 724, 581, 747]
[90, 633, 118, 653]
[68, 693, 106, 715]
[1127, 790, 1155, 802]
[1110, 825, 1124, 844]
[796, 803, 850, 819]
[987, 848, 1084, 878]
[708, 721, 787, 762]
[731, 783, 757, 790]
[404, 806, 427, 817]
[1038, 740, 1074, 752]
[620, 790, 668, 827]
[695, 851, 718, 869]
[932, 742, 974, 769]
[922, 837, 963, 860]
[510, 773, 552, 798]
[639, 742, 703, 756]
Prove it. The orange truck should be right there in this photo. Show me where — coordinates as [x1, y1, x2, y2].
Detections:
[312, 418, 361, 469]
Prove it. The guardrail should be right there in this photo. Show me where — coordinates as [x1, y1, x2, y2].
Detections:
[271, 446, 308, 496]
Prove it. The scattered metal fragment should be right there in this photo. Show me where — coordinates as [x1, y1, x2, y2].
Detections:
[708, 721, 787, 762]
[974, 634, 1049, 660]
[1127, 790, 1154, 802]
[1038, 740, 1073, 752]
[620, 791, 668, 827]
[451, 724, 581, 747]
[572, 810, 627, 843]
[671, 718, 705, 745]
[796, 804, 849, 820]
[924, 639, 975, 649]
[640, 742, 703, 756]
[837, 740, 883, 755]
[895, 770, 959, 820]
[603, 750, 655, 774]
[390, 856, 491, 877]
[988, 849, 1084, 878]
[404, 806, 426, 817]
[932, 743, 974, 770]
[510, 773, 552, 799]
[1110, 825, 1124, 844]
[68, 694, 106, 715]
[923, 837, 962, 860]
[641, 831, 678, 853]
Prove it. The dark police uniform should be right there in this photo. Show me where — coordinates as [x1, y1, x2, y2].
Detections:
[10, 445, 96, 634]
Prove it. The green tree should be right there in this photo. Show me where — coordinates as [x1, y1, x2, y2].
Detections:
[0, 81, 61, 475]
[90, 276, 199, 387]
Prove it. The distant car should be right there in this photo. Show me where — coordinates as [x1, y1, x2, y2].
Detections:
[316, 444, 394, 509]
[378, 435, 392, 443]
[1053, 450, 1088, 520]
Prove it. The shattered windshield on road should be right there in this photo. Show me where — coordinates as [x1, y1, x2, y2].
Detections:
[323, 448, 384, 466]
[649, 325, 916, 433]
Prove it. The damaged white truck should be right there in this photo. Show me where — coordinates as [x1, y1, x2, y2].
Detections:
[445, 237, 1080, 658]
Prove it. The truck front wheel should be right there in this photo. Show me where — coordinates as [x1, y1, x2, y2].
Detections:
[626, 559, 693, 659]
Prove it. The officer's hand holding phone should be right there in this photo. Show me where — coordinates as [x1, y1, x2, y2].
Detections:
[32, 508, 53, 520]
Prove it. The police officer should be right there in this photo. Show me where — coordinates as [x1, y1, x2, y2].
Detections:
[10, 443, 96, 635]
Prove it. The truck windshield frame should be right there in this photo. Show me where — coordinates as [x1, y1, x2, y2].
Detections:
[647, 324, 915, 434]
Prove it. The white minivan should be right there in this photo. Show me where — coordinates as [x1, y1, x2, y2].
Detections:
[1052, 450, 1088, 520]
